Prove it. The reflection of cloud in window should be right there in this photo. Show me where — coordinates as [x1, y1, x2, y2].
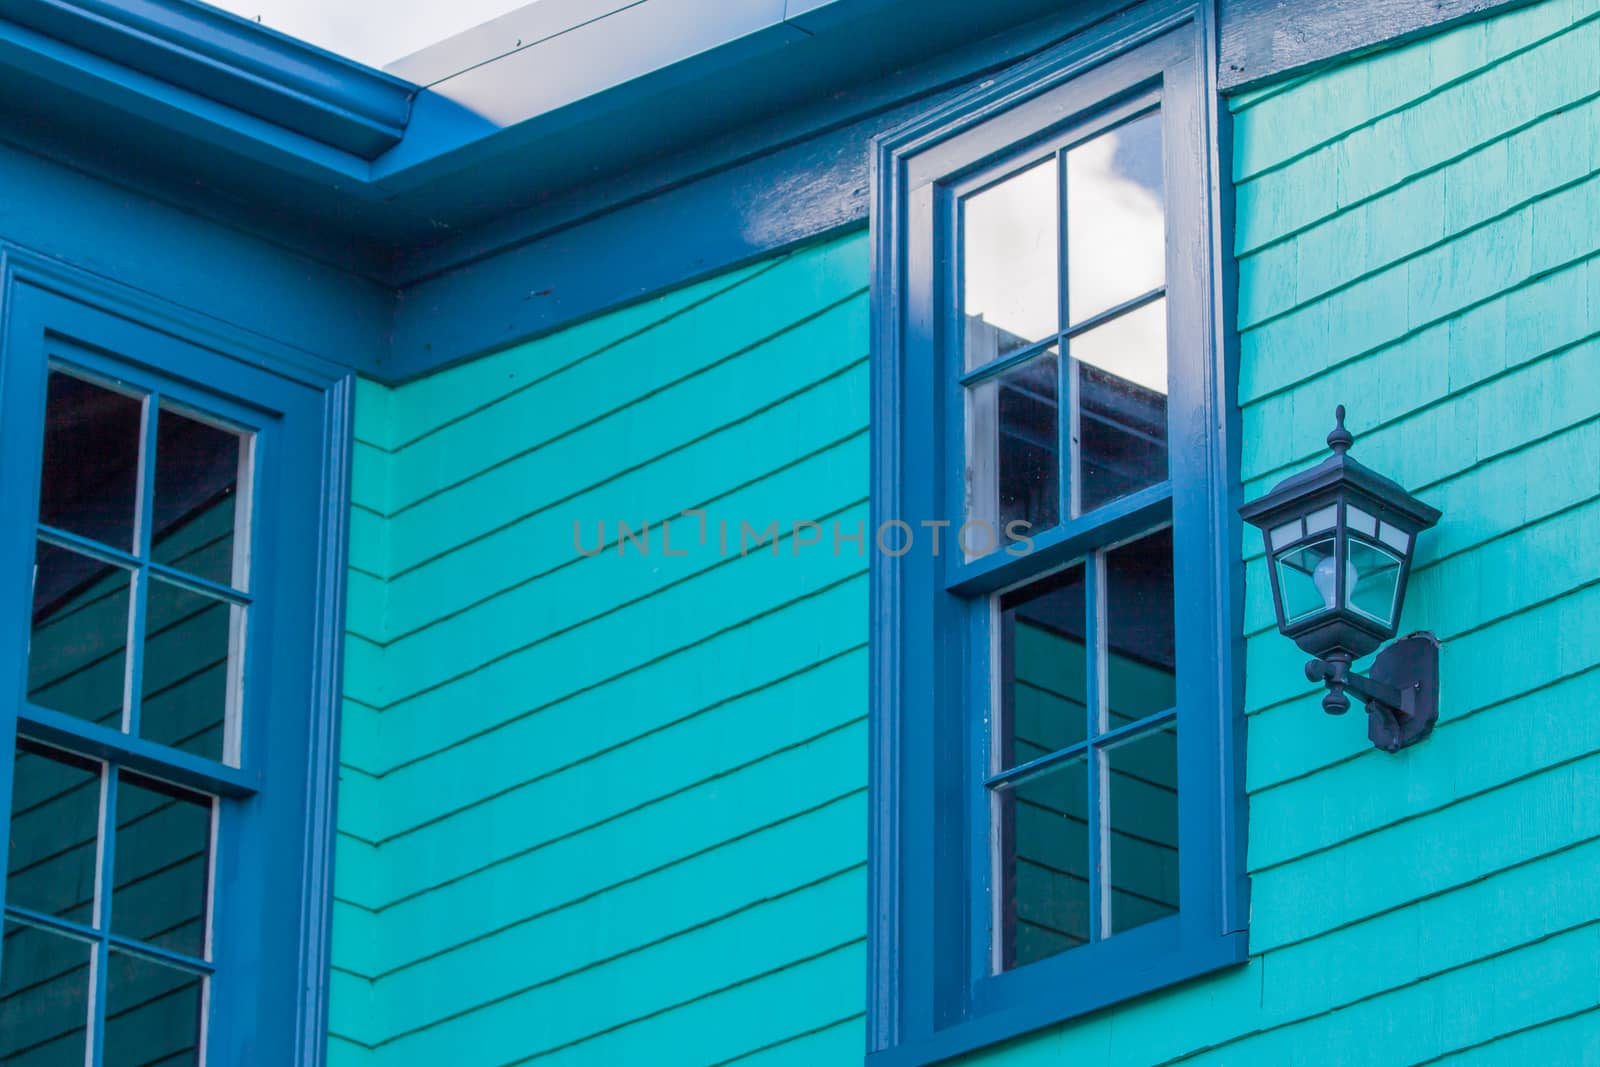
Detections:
[1075, 298, 1167, 395]
[962, 116, 1167, 392]
[963, 159, 1058, 352]
[1067, 119, 1167, 394]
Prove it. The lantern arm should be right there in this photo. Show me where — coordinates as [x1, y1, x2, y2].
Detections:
[1305, 654, 1407, 717]
[1303, 633, 1441, 753]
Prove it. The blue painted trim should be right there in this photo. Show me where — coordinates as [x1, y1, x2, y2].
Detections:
[37, 523, 253, 604]
[1203, 1, 1251, 937]
[0, 140, 391, 373]
[0, 250, 353, 1067]
[0, 0, 414, 158]
[17, 704, 260, 797]
[868, 3, 1248, 1062]
[982, 707, 1177, 790]
[5, 903, 215, 973]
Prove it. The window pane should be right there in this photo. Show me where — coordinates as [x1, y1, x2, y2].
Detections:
[1073, 298, 1169, 513]
[1276, 537, 1340, 622]
[103, 950, 203, 1067]
[38, 370, 144, 551]
[112, 773, 212, 960]
[1104, 529, 1177, 730]
[1067, 112, 1164, 325]
[141, 578, 238, 763]
[1347, 539, 1403, 627]
[962, 158, 1059, 369]
[968, 351, 1060, 549]
[0, 921, 92, 1065]
[28, 541, 132, 729]
[1106, 723, 1180, 934]
[152, 406, 247, 589]
[995, 756, 1090, 970]
[5, 743, 101, 926]
[997, 566, 1088, 764]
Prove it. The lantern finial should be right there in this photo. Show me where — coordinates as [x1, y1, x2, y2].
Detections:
[1327, 404, 1353, 455]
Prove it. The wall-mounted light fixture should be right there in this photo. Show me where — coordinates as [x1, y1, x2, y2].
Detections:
[1240, 407, 1442, 752]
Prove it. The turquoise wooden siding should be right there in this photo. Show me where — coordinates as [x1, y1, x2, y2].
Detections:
[330, 0, 1600, 1062]
[955, 0, 1600, 1063]
[331, 232, 872, 1066]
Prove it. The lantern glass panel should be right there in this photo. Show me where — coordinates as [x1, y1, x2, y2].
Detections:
[1268, 519, 1302, 551]
[1378, 522, 1410, 553]
[1345, 505, 1378, 538]
[1274, 536, 1341, 623]
[1305, 505, 1338, 535]
[1346, 538, 1404, 627]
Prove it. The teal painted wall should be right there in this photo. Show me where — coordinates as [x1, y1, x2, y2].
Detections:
[331, 0, 1600, 1061]
[330, 232, 872, 1066]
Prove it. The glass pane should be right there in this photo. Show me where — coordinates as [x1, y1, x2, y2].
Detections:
[962, 158, 1059, 369]
[38, 370, 144, 551]
[1347, 539, 1404, 627]
[1073, 299, 1168, 513]
[112, 773, 212, 960]
[1104, 530, 1177, 730]
[5, 743, 101, 926]
[0, 921, 92, 1066]
[1106, 723, 1180, 935]
[995, 756, 1090, 970]
[152, 406, 247, 589]
[141, 579, 238, 763]
[998, 566, 1088, 766]
[28, 541, 132, 729]
[968, 352, 1060, 549]
[1275, 536, 1342, 623]
[103, 951, 203, 1067]
[1067, 112, 1164, 325]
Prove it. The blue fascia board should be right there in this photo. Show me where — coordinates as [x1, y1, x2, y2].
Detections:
[0, 13, 378, 184]
[0, 0, 415, 159]
[0, 134, 393, 372]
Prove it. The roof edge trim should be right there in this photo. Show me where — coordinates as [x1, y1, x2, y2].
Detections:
[0, 0, 416, 158]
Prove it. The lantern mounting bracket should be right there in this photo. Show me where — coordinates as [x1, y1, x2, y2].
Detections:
[1305, 632, 1440, 752]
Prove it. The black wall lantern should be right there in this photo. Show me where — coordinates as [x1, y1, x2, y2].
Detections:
[1241, 407, 1442, 752]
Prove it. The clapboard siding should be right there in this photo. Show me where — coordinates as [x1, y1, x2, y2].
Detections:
[330, 232, 870, 1065]
[951, 1, 1600, 1063]
[326, 3, 1600, 1063]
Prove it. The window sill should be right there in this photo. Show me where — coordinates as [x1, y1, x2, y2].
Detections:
[867, 931, 1248, 1067]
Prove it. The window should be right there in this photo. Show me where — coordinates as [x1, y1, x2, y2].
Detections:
[0, 277, 350, 1066]
[869, 10, 1246, 1063]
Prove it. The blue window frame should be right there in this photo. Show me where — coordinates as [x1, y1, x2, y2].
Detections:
[0, 266, 352, 1065]
[868, 5, 1247, 1062]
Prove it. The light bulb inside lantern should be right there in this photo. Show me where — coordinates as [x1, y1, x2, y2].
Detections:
[1312, 554, 1359, 609]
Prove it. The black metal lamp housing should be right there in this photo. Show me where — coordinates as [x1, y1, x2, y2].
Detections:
[1240, 407, 1442, 752]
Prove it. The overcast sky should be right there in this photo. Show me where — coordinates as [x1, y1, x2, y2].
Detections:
[203, 0, 532, 68]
